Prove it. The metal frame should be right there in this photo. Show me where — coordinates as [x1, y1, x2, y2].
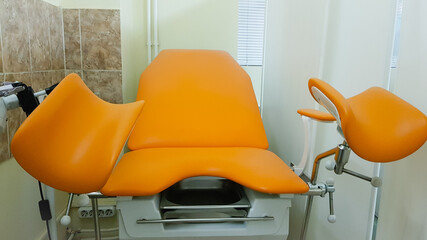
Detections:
[136, 216, 274, 224]
[69, 143, 379, 240]
[88, 192, 112, 240]
[299, 140, 382, 240]
[300, 146, 340, 240]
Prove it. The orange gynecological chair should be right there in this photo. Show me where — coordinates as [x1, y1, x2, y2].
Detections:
[8, 50, 427, 240]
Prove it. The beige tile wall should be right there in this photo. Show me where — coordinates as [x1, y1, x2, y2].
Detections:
[0, 2, 123, 162]
[63, 9, 122, 104]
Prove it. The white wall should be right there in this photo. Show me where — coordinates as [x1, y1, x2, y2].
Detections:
[376, 0, 427, 239]
[157, 0, 238, 58]
[121, 0, 149, 103]
[307, 1, 396, 240]
[60, 0, 119, 9]
[122, 0, 241, 103]
[261, 0, 329, 239]
[0, 160, 46, 239]
[43, 0, 61, 6]
[121, 0, 247, 103]
[242, 66, 263, 104]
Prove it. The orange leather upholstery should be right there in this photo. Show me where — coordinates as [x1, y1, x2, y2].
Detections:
[297, 109, 336, 122]
[12, 50, 309, 196]
[101, 148, 309, 196]
[11, 74, 144, 194]
[105, 50, 308, 195]
[308, 78, 427, 162]
[128, 49, 268, 150]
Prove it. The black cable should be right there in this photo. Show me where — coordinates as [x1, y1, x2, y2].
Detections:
[45, 221, 52, 240]
[38, 181, 52, 240]
[38, 181, 44, 200]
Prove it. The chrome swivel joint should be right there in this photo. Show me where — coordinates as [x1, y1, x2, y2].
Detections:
[334, 143, 351, 175]
[324, 142, 382, 188]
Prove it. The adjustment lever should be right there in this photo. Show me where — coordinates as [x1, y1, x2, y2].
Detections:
[326, 178, 336, 223]
[60, 193, 74, 226]
[60, 193, 90, 226]
[342, 168, 382, 188]
[324, 160, 382, 188]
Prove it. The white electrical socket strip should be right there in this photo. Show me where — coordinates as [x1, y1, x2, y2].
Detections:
[78, 206, 116, 218]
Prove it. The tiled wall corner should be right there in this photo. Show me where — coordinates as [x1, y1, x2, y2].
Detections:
[0, 0, 66, 162]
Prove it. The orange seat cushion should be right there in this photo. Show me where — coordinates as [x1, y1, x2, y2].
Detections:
[127, 50, 268, 150]
[101, 148, 309, 196]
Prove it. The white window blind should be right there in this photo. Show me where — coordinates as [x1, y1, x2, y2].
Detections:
[390, 0, 404, 69]
[238, 0, 266, 66]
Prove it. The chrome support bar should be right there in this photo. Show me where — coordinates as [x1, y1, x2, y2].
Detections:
[300, 180, 336, 239]
[300, 196, 313, 240]
[342, 168, 372, 182]
[60, 193, 74, 226]
[91, 197, 101, 240]
[342, 168, 382, 187]
[86, 193, 117, 240]
[302, 145, 341, 240]
[326, 179, 336, 223]
[65, 193, 74, 216]
[328, 192, 335, 217]
[136, 216, 274, 224]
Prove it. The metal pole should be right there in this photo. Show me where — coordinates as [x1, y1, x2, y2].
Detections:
[300, 195, 314, 240]
[301, 147, 338, 240]
[91, 197, 101, 240]
[342, 168, 372, 182]
[65, 193, 74, 216]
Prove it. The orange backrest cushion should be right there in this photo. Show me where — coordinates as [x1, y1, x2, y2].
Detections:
[128, 50, 268, 150]
[11, 74, 145, 193]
